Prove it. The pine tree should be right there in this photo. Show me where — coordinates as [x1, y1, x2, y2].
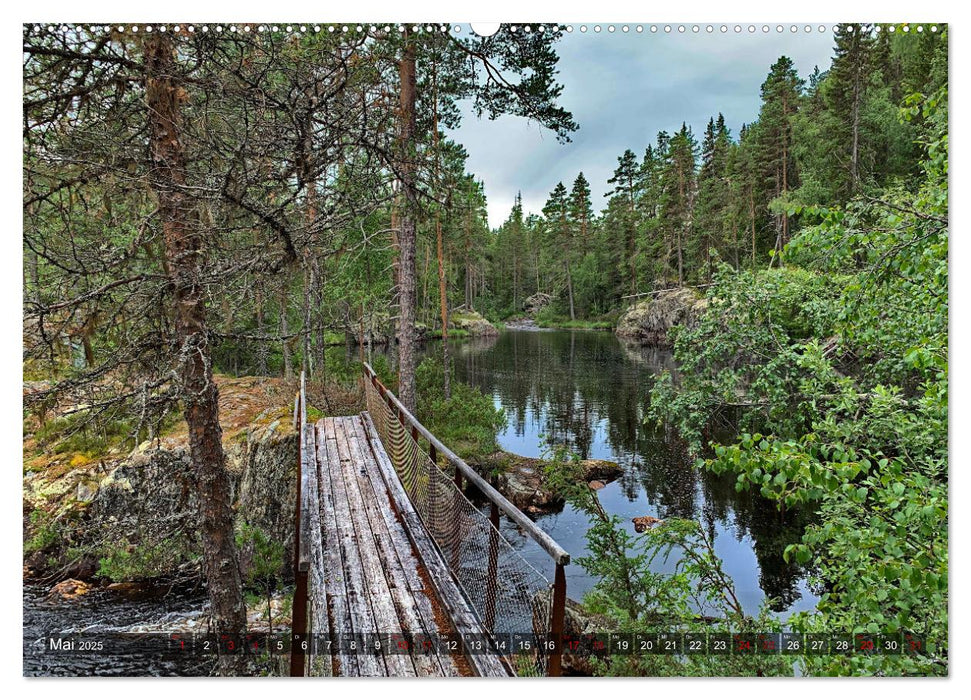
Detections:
[606, 149, 643, 295]
[542, 182, 575, 320]
[569, 173, 593, 245]
[658, 123, 698, 286]
[827, 23, 878, 196]
[754, 56, 804, 257]
[694, 114, 733, 281]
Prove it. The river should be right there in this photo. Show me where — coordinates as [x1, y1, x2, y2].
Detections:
[432, 328, 818, 618]
[24, 327, 815, 676]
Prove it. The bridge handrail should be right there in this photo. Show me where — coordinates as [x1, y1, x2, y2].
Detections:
[290, 371, 310, 677]
[362, 362, 569, 565]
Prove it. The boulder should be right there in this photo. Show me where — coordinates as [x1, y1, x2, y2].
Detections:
[523, 292, 553, 316]
[48, 578, 90, 601]
[632, 515, 664, 532]
[450, 310, 499, 337]
[615, 287, 707, 346]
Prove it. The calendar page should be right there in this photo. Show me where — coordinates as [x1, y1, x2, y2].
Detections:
[22, 13, 948, 682]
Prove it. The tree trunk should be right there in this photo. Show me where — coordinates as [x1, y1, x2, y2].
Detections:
[255, 278, 267, 376]
[749, 190, 757, 264]
[279, 279, 292, 380]
[144, 33, 245, 672]
[565, 261, 575, 321]
[396, 29, 418, 412]
[851, 60, 861, 194]
[302, 258, 313, 378]
[436, 217, 451, 399]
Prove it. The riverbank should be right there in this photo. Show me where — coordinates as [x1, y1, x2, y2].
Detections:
[470, 450, 622, 513]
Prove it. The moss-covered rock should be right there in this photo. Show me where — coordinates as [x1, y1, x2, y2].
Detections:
[23, 375, 299, 584]
[450, 309, 499, 337]
[615, 287, 707, 345]
[470, 451, 622, 513]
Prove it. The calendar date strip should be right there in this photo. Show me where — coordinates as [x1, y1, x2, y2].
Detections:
[42, 631, 934, 657]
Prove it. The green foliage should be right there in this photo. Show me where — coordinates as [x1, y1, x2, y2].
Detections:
[236, 522, 285, 593]
[415, 358, 506, 458]
[97, 536, 195, 581]
[650, 85, 948, 676]
[25, 509, 60, 554]
[34, 411, 134, 458]
[236, 522, 285, 632]
[541, 445, 789, 676]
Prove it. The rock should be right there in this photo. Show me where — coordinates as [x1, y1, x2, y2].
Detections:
[580, 459, 623, 482]
[24, 375, 301, 584]
[48, 578, 90, 600]
[632, 515, 664, 532]
[588, 480, 605, 490]
[523, 292, 553, 316]
[505, 318, 540, 331]
[615, 287, 707, 346]
[76, 479, 99, 503]
[470, 452, 622, 513]
[450, 310, 499, 337]
[232, 419, 299, 577]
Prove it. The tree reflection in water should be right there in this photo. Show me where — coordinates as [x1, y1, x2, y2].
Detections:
[440, 329, 814, 615]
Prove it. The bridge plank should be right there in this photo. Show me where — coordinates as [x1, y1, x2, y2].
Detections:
[314, 418, 358, 677]
[332, 417, 416, 678]
[360, 412, 513, 678]
[344, 416, 456, 677]
[322, 418, 384, 676]
[302, 424, 332, 677]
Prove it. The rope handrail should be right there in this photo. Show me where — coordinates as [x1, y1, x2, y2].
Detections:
[361, 362, 570, 566]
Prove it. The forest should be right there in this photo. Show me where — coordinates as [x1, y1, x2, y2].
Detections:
[23, 23, 947, 677]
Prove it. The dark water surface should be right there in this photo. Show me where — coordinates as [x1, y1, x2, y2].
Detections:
[23, 584, 213, 676]
[436, 329, 817, 618]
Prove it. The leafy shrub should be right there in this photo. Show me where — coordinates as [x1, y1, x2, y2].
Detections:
[415, 358, 506, 458]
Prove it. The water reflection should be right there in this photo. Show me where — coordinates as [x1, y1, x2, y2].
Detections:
[440, 329, 816, 616]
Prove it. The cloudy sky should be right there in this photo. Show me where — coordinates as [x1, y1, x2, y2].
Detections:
[448, 27, 837, 228]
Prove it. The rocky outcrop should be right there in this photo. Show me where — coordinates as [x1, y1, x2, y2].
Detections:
[450, 309, 499, 337]
[615, 287, 707, 346]
[632, 515, 664, 532]
[24, 376, 299, 583]
[523, 292, 553, 316]
[471, 451, 622, 514]
[231, 417, 299, 575]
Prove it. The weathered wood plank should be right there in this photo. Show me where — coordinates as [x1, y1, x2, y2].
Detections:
[302, 424, 332, 677]
[360, 412, 512, 677]
[344, 416, 454, 677]
[322, 421, 386, 677]
[332, 417, 416, 678]
[315, 418, 359, 677]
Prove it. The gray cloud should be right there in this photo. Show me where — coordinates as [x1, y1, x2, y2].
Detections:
[448, 29, 835, 228]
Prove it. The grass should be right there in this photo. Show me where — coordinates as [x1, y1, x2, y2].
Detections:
[533, 309, 615, 330]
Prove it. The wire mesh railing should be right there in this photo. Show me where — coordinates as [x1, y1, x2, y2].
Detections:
[363, 363, 569, 676]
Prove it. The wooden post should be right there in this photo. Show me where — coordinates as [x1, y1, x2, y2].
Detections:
[290, 390, 308, 677]
[484, 501, 500, 631]
[548, 563, 567, 677]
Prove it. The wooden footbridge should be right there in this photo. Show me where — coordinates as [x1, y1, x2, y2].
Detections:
[287, 366, 570, 677]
